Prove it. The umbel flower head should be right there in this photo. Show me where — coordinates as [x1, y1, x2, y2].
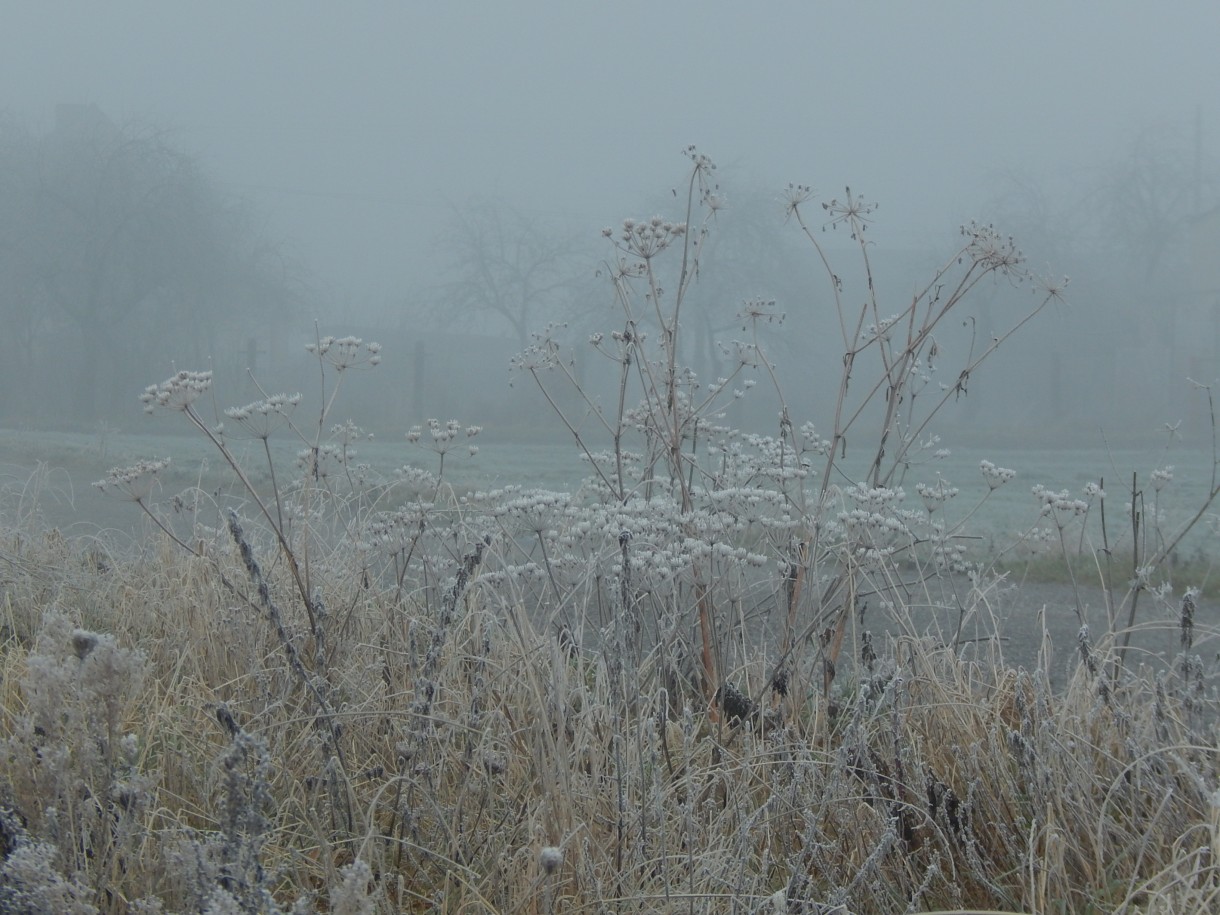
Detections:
[614, 215, 687, 260]
[980, 459, 1016, 490]
[140, 370, 212, 413]
[224, 393, 303, 439]
[93, 458, 171, 502]
[407, 418, 482, 459]
[305, 335, 382, 371]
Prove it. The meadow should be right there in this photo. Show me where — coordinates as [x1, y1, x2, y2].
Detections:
[5, 428, 1216, 562]
[2, 153, 1219, 913]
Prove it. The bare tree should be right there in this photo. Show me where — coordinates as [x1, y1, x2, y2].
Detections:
[678, 187, 820, 396]
[428, 197, 589, 350]
[0, 106, 301, 424]
[974, 120, 1220, 435]
[1095, 122, 1216, 286]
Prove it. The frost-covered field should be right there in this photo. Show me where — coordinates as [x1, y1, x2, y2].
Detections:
[5, 420, 1220, 912]
[4, 158, 1220, 911]
[4, 426, 1214, 561]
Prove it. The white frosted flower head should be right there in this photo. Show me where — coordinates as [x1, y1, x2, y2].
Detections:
[1033, 271, 1070, 300]
[297, 443, 349, 479]
[846, 482, 903, 508]
[203, 888, 242, 915]
[94, 458, 171, 502]
[1131, 563, 1155, 589]
[1150, 465, 1174, 491]
[120, 732, 140, 764]
[539, 845, 563, 875]
[782, 183, 815, 218]
[224, 393, 301, 438]
[1021, 526, 1056, 555]
[331, 859, 375, 915]
[961, 220, 1024, 273]
[141, 370, 212, 413]
[864, 313, 902, 342]
[512, 336, 562, 372]
[1032, 484, 1088, 522]
[980, 460, 1016, 490]
[738, 298, 783, 327]
[307, 335, 382, 371]
[799, 421, 831, 455]
[822, 187, 877, 237]
[916, 480, 958, 513]
[617, 214, 686, 259]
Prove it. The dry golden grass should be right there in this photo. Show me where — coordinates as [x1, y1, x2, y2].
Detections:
[2, 510, 1218, 914]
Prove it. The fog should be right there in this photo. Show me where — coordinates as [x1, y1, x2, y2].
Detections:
[2, 1, 1219, 445]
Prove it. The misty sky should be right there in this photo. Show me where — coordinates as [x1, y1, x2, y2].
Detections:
[4, 1, 1219, 311]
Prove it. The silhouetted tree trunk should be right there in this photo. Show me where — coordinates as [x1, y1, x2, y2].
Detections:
[0, 106, 304, 426]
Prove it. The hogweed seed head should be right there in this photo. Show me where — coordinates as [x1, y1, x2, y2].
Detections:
[70, 629, 99, 660]
[94, 458, 171, 502]
[960, 221, 1024, 273]
[1035, 272, 1070, 299]
[822, 186, 876, 237]
[980, 460, 1016, 489]
[224, 393, 301, 438]
[782, 183, 815, 218]
[539, 845, 563, 875]
[141, 370, 212, 413]
[330, 859, 375, 915]
[306, 335, 382, 370]
[616, 215, 686, 259]
[1032, 484, 1088, 525]
[916, 480, 959, 514]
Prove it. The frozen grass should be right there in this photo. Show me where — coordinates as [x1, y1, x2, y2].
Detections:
[3, 523, 1218, 912]
[2, 153, 1219, 912]
[4, 430, 1215, 571]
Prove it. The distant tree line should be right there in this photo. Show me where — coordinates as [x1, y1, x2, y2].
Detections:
[0, 105, 303, 427]
[975, 122, 1220, 438]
